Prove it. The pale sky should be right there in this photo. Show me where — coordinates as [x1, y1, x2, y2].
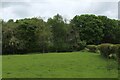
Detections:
[0, 0, 119, 21]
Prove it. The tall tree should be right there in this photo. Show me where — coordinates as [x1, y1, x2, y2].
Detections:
[2, 19, 20, 54]
[71, 14, 104, 44]
[98, 16, 119, 44]
[47, 14, 68, 52]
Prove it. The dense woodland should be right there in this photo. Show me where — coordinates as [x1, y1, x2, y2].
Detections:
[1, 14, 120, 54]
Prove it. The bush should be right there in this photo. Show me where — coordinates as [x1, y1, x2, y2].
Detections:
[86, 45, 98, 53]
[98, 44, 120, 59]
[77, 40, 86, 50]
[110, 45, 118, 53]
[116, 44, 120, 63]
[98, 43, 116, 58]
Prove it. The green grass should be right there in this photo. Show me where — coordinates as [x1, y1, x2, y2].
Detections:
[0, 55, 2, 78]
[2, 52, 118, 78]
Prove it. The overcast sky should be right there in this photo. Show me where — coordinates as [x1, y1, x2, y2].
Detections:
[0, 0, 119, 21]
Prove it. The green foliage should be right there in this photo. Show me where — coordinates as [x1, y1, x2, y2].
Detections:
[86, 45, 98, 53]
[98, 16, 119, 44]
[47, 14, 69, 52]
[110, 45, 118, 53]
[17, 22, 37, 52]
[98, 44, 112, 58]
[71, 14, 104, 44]
[2, 20, 19, 54]
[2, 14, 120, 54]
[116, 44, 120, 63]
[98, 44, 118, 58]
[76, 40, 86, 50]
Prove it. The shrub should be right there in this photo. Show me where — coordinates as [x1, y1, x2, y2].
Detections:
[77, 40, 86, 50]
[116, 44, 120, 63]
[98, 43, 115, 58]
[98, 44, 120, 59]
[86, 45, 98, 53]
[110, 45, 118, 53]
[106, 45, 117, 59]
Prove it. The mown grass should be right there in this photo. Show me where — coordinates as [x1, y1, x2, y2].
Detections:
[2, 52, 118, 78]
[0, 55, 2, 78]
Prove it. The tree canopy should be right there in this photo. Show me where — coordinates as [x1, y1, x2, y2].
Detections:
[2, 14, 120, 54]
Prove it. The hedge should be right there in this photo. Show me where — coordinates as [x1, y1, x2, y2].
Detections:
[98, 43, 117, 58]
[98, 44, 120, 60]
[116, 44, 120, 63]
[86, 45, 98, 53]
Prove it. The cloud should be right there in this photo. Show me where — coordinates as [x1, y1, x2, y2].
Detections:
[1, 2, 30, 8]
[118, 1, 120, 19]
[0, 0, 118, 21]
[1, 2, 32, 20]
[1, 0, 119, 2]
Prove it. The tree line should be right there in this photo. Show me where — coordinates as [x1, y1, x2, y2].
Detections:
[2, 14, 120, 54]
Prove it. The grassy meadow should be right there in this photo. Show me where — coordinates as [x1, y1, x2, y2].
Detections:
[0, 56, 2, 78]
[2, 52, 118, 78]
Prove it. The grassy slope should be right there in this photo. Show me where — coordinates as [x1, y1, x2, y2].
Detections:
[2, 52, 118, 78]
[0, 56, 2, 78]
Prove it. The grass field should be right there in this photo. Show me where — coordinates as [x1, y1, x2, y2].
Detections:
[2, 52, 118, 78]
[0, 56, 2, 78]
